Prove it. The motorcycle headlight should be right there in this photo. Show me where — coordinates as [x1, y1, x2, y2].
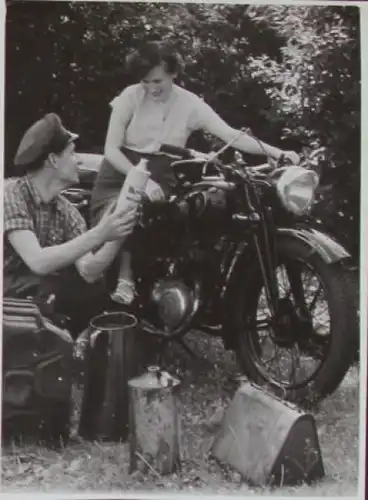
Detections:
[276, 166, 319, 215]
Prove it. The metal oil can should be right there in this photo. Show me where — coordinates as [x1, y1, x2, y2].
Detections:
[128, 365, 181, 475]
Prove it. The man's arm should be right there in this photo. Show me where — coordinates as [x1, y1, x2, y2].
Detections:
[70, 196, 135, 283]
[7, 225, 106, 276]
[3, 183, 103, 276]
[65, 192, 140, 283]
[7, 207, 136, 277]
[75, 241, 122, 283]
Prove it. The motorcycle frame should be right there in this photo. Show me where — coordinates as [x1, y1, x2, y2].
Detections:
[62, 159, 352, 343]
[213, 177, 282, 322]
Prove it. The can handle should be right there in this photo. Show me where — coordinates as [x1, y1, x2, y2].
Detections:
[90, 328, 103, 348]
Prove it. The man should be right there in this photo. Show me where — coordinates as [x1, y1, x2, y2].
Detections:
[3, 113, 137, 333]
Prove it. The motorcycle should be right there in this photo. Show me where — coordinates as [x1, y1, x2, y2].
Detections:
[64, 135, 358, 406]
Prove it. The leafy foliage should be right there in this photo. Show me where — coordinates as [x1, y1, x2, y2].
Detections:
[5, 1, 360, 260]
[246, 5, 360, 256]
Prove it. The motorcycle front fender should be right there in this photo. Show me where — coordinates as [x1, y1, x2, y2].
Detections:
[220, 226, 352, 349]
[277, 227, 351, 264]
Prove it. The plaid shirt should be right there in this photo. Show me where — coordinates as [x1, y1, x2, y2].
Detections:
[3, 175, 87, 296]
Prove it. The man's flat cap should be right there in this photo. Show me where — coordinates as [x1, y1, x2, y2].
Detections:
[14, 113, 78, 167]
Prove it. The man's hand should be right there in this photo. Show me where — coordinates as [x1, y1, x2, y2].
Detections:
[145, 179, 165, 202]
[97, 203, 138, 242]
[76, 192, 143, 283]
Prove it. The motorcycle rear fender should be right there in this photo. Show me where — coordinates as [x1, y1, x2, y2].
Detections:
[277, 227, 351, 264]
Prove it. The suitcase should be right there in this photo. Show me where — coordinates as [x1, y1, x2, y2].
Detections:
[2, 298, 74, 446]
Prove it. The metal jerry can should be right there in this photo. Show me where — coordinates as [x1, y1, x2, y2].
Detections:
[211, 381, 325, 487]
[128, 366, 181, 475]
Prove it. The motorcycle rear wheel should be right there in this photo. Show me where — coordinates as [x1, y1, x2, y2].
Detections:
[234, 237, 358, 406]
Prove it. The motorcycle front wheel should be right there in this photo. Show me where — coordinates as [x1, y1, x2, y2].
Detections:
[234, 237, 358, 406]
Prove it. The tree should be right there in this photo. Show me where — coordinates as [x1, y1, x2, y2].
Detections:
[245, 4, 360, 258]
[5, 2, 360, 260]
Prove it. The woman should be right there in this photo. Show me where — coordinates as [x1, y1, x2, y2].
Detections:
[91, 41, 299, 304]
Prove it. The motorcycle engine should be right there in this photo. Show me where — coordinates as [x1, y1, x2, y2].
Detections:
[150, 280, 195, 331]
[176, 187, 228, 220]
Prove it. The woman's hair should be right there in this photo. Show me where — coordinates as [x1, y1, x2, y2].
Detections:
[125, 41, 182, 80]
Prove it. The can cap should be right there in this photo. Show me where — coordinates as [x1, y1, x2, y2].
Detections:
[136, 158, 149, 172]
[128, 365, 180, 389]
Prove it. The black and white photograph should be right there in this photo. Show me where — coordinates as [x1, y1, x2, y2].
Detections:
[1, 0, 365, 497]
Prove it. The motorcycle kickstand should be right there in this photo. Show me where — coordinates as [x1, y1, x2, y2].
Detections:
[154, 336, 213, 370]
[176, 338, 200, 360]
[156, 335, 200, 362]
[176, 338, 214, 370]
[153, 338, 168, 368]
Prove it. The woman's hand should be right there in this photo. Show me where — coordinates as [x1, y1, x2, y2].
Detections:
[282, 150, 300, 165]
[145, 179, 165, 202]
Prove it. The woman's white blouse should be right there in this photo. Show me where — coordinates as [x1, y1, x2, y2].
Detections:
[110, 83, 226, 154]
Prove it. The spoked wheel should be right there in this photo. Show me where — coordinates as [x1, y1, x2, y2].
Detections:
[235, 238, 358, 406]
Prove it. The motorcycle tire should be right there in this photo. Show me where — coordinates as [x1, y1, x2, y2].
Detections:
[234, 237, 358, 406]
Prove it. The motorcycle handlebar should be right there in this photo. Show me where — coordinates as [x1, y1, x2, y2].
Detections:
[309, 146, 326, 160]
[160, 143, 276, 181]
[160, 142, 322, 176]
[247, 163, 273, 173]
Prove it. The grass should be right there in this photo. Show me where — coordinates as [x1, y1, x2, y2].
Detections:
[1, 331, 361, 495]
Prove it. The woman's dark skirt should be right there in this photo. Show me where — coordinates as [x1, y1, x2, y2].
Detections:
[89, 147, 177, 290]
[90, 147, 177, 226]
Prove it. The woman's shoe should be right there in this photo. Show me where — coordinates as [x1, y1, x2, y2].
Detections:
[110, 278, 136, 305]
